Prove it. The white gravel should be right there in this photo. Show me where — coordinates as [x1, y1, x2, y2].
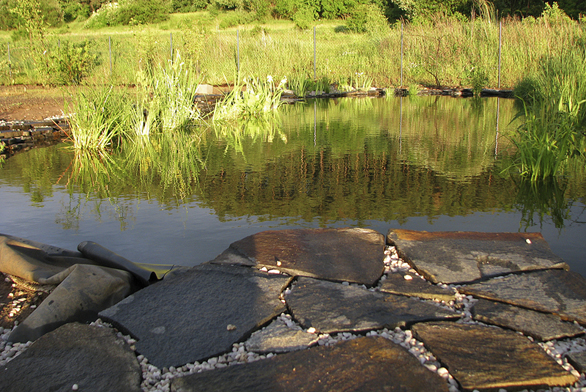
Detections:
[2, 246, 586, 392]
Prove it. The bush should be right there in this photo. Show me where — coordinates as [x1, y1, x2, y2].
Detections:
[293, 7, 315, 30]
[346, 4, 388, 34]
[53, 40, 100, 85]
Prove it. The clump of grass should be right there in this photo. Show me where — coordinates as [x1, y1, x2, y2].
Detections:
[213, 75, 287, 123]
[67, 85, 129, 150]
[510, 44, 586, 180]
[131, 51, 202, 140]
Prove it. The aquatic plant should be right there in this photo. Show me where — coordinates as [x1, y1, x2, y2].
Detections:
[67, 85, 130, 150]
[213, 75, 286, 123]
[510, 45, 586, 180]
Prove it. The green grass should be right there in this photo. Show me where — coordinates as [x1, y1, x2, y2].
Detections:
[508, 44, 586, 181]
[0, 12, 584, 90]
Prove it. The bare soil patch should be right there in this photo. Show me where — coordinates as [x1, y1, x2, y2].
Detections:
[0, 85, 71, 122]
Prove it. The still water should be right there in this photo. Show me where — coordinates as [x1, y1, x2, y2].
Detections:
[1, 96, 585, 276]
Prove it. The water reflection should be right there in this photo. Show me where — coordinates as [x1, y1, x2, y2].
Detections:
[0, 97, 584, 274]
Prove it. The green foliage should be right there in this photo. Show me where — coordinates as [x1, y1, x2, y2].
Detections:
[346, 4, 389, 34]
[172, 0, 210, 12]
[53, 40, 100, 84]
[466, 65, 488, 96]
[213, 75, 286, 122]
[9, 0, 47, 41]
[84, 0, 170, 28]
[510, 47, 586, 180]
[68, 85, 130, 150]
[293, 7, 316, 29]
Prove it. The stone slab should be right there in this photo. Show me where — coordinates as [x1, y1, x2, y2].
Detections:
[460, 269, 586, 325]
[0, 322, 141, 392]
[412, 322, 577, 391]
[387, 229, 568, 284]
[213, 228, 385, 286]
[99, 264, 291, 368]
[245, 318, 320, 354]
[380, 271, 456, 302]
[567, 351, 586, 373]
[285, 277, 459, 334]
[171, 336, 449, 392]
[471, 298, 584, 341]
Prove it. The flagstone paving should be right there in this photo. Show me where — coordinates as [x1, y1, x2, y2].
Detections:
[460, 269, 586, 325]
[471, 298, 584, 341]
[171, 336, 450, 392]
[212, 228, 386, 286]
[285, 276, 459, 333]
[412, 322, 579, 391]
[98, 263, 292, 368]
[1, 228, 585, 392]
[387, 229, 568, 284]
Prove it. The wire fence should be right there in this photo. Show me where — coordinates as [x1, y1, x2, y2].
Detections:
[0, 20, 580, 88]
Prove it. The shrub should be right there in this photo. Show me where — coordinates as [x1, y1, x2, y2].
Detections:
[293, 7, 315, 30]
[53, 40, 101, 85]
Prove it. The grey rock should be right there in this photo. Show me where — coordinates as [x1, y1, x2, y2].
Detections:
[213, 228, 385, 286]
[0, 322, 141, 392]
[99, 264, 292, 368]
[567, 351, 586, 373]
[471, 298, 584, 341]
[171, 336, 449, 392]
[380, 271, 456, 302]
[387, 229, 568, 284]
[285, 277, 459, 333]
[244, 318, 319, 353]
[412, 322, 577, 391]
[460, 269, 586, 325]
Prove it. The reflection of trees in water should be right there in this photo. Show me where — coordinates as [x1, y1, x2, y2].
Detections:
[1, 97, 584, 232]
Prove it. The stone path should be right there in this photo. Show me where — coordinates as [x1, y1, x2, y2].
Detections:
[1, 228, 586, 392]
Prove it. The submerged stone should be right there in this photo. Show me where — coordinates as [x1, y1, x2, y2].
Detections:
[471, 298, 584, 341]
[244, 318, 320, 353]
[0, 322, 141, 392]
[380, 271, 456, 302]
[285, 277, 459, 334]
[387, 229, 567, 284]
[99, 264, 291, 368]
[212, 228, 385, 286]
[461, 269, 586, 325]
[412, 322, 577, 391]
[171, 336, 449, 392]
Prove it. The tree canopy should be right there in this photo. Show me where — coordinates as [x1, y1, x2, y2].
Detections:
[0, 0, 583, 32]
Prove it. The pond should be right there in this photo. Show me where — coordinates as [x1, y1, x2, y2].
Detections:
[1, 96, 585, 277]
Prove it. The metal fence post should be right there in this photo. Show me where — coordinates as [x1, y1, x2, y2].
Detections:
[7, 43, 11, 80]
[498, 20, 502, 89]
[313, 26, 317, 81]
[170, 32, 173, 63]
[109, 37, 113, 76]
[400, 21, 404, 87]
[237, 29, 240, 74]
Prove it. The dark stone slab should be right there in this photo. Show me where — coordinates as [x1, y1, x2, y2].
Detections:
[380, 271, 456, 302]
[245, 318, 320, 353]
[171, 336, 449, 392]
[99, 264, 292, 368]
[387, 229, 568, 284]
[471, 298, 584, 341]
[460, 269, 586, 325]
[285, 277, 459, 334]
[567, 351, 586, 373]
[213, 228, 385, 286]
[0, 322, 141, 392]
[412, 322, 578, 391]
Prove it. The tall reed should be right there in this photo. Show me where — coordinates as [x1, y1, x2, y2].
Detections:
[510, 43, 586, 180]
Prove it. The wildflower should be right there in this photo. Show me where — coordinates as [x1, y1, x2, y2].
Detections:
[267, 75, 273, 83]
